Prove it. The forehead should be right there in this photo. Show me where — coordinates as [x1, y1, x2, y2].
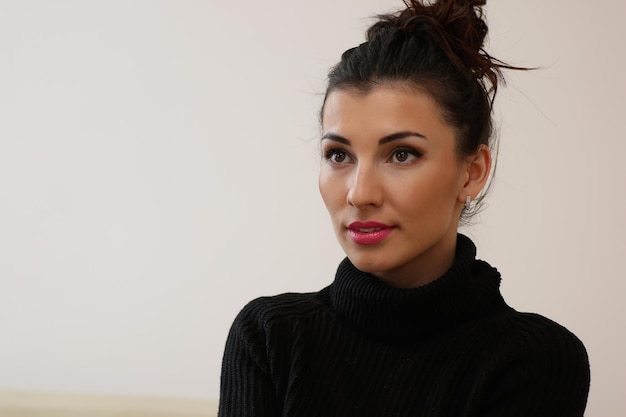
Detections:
[322, 85, 451, 138]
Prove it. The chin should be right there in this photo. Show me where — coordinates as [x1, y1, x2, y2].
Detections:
[347, 254, 395, 275]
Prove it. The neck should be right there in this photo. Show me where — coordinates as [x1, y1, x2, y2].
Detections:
[328, 234, 505, 342]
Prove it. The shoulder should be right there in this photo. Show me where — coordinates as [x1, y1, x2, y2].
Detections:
[476, 309, 591, 412]
[470, 306, 589, 375]
[231, 289, 331, 335]
[501, 310, 588, 359]
[493, 309, 590, 393]
[223, 289, 333, 368]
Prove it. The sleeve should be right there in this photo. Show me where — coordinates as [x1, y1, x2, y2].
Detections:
[481, 318, 591, 417]
[218, 301, 281, 417]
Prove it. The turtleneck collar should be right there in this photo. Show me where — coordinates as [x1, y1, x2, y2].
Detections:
[328, 234, 505, 342]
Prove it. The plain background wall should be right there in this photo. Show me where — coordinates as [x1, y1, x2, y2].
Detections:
[0, 0, 624, 415]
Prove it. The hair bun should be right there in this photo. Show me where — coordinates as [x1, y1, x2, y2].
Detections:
[366, 0, 512, 94]
[368, 0, 487, 52]
[437, 0, 488, 53]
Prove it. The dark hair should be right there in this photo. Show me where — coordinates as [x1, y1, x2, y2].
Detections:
[321, 0, 526, 219]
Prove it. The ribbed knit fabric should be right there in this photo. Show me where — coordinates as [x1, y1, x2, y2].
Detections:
[218, 235, 590, 416]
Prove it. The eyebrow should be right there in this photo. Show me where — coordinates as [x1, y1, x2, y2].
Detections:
[321, 131, 427, 145]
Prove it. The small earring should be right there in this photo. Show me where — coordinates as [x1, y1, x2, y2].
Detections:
[465, 196, 471, 211]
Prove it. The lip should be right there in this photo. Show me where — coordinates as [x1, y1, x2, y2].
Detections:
[347, 221, 394, 245]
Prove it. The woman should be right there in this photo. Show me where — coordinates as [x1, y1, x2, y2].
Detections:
[218, 1, 590, 415]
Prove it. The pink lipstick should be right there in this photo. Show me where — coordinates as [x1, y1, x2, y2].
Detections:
[347, 221, 394, 245]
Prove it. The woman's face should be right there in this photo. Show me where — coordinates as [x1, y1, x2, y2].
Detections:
[319, 85, 481, 288]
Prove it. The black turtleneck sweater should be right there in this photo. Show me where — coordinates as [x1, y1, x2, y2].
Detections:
[218, 235, 590, 416]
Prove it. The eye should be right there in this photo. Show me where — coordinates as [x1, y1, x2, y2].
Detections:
[389, 147, 421, 164]
[324, 149, 353, 164]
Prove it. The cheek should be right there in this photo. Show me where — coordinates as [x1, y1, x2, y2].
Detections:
[390, 169, 459, 214]
[318, 170, 340, 211]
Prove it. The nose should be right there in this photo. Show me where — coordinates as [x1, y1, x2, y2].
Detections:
[347, 163, 383, 208]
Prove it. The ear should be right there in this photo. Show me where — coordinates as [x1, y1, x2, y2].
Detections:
[458, 145, 492, 203]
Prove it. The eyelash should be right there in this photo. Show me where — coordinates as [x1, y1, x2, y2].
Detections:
[388, 147, 422, 164]
[322, 146, 423, 165]
[323, 148, 352, 164]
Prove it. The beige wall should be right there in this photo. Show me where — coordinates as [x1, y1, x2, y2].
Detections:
[0, 0, 624, 415]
